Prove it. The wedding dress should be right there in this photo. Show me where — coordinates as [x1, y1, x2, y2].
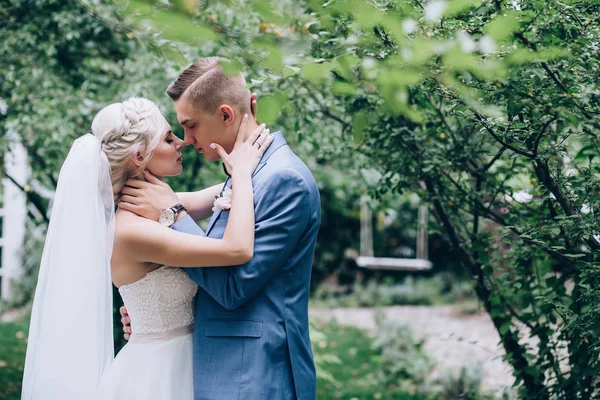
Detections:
[21, 135, 197, 400]
[96, 266, 198, 399]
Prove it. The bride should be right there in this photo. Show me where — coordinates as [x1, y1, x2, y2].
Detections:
[21, 97, 273, 399]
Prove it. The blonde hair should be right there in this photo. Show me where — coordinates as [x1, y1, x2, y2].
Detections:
[91, 97, 165, 197]
[166, 57, 250, 115]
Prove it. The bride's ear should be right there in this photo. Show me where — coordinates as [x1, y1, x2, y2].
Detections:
[130, 151, 146, 168]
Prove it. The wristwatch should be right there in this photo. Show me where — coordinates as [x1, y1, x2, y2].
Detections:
[159, 203, 187, 227]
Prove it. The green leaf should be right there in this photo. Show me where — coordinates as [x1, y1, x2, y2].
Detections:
[409, 36, 437, 64]
[300, 62, 333, 83]
[507, 95, 523, 116]
[128, 1, 218, 43]
[524, 366, 539, 376]
[221, 59, 243, 77]
[483, 264, 494, 276]
[485, 11, 520, 42]
[506, 47, 569, 65]
[352, 110, 368, 144]
[248, 0, 287, 25]
[499, 321, 511, 335]
[564, 253, 586, 258]
[332, 1, 383, 30]
[443, 48, 480, 70]
[258, 93, 287, 125]
[376, 67, 423, 87]
[252, 40, 284, 72]
[332, 82, 358, 95]
[444, 0, 483, 18]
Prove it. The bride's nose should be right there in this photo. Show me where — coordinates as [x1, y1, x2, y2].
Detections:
[174, 137, 186, 151]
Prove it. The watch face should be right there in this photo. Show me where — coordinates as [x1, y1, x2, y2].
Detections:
[159, 209, 175, 226]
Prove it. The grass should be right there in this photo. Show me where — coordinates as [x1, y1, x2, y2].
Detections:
[315, 320, 427, 400]
[0, 320, 28, 400]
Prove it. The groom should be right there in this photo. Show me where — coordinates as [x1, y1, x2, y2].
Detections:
[119, 58, 320, 400]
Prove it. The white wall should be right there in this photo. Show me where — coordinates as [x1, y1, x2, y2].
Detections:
[1, 139, 29, 301]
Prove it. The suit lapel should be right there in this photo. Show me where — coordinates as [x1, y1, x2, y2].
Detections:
[205, 208, 222, 236]
[252, 162, 267, 178]
[205, 132, 287, 237]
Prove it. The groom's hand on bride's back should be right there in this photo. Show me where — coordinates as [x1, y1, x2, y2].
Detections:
[120, 306, 132, 340]
[118, 171, 179, 221]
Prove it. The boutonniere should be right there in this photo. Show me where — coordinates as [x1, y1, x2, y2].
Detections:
[212, 188, 232, 212]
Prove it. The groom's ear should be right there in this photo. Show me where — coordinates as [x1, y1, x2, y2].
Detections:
[219, 105, 235, 126]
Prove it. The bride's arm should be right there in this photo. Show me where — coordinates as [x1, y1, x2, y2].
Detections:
[177, 184, 222, 221]
[118, 178, 251, 268]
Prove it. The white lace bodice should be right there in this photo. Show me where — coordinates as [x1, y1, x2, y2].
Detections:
[118, 267, 198, 335]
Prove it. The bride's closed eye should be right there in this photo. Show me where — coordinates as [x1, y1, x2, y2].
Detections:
[166, 133, 178, 144]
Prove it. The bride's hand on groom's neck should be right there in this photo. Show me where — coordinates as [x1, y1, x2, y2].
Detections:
[118, 171, 180, 221]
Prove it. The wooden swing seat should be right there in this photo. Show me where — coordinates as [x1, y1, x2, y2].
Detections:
[356, 256, 432, 271]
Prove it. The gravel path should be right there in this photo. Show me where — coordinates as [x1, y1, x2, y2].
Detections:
[310, 305, 515, 393]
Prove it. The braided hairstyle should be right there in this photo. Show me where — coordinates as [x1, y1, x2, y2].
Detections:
[91, 98, 165, 198]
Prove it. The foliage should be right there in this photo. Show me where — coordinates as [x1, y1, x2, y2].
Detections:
[312, 274, 476, 308]
[427, 364, 486, 400]
[424, 363, 518, 399]
[367, 313, 434, 394]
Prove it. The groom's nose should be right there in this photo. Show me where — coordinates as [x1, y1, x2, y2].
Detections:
[183, 133, 196, 146]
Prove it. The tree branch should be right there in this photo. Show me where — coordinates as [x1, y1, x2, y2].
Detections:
[473, 112, 535, 158]
[321, 108, 350, 128]
[5, 173, 49, 223]
[534, 160, 600, 251]
[422, 89, 458, 141]
[513, 32, 592, 119]
[532, 115, 557, 157]
[481, 145, 507, 172]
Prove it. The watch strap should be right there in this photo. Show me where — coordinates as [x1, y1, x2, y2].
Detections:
[169, 203, 187, 216]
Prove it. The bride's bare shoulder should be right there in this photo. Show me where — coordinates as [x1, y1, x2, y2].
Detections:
[111, 210, 160, 284]
[115, 209, 155, 231]
[113, 210, 159, 248]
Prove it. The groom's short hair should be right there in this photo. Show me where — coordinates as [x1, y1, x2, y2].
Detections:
[167, 57, 250, 115]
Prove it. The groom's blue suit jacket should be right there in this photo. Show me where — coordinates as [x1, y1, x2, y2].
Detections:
[172, 132, 320, 400]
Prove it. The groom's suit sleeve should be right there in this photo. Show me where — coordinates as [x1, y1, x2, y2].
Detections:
[173, 168, 311, 310]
